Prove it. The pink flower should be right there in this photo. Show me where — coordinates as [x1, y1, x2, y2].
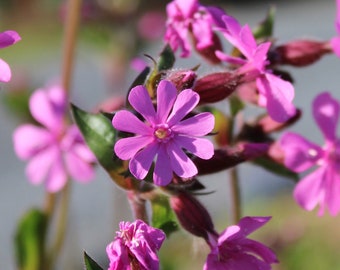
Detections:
[13, 84, 95, 192]
[204, 216, 278, 270]
[331, 0, 340, 57]
[280, 92, 340, 216]
[216, 15, 296, 123]
[106, 219, 166, 270]
[0, 30, 20, 82]
[112, 80, 214, 186]
[164, 0, 225, 57]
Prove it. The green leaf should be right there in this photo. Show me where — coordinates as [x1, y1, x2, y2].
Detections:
[84, 252, 104, 270]
[71, 104, 140, 190]
[229, 95, 245, 117]
[151, 194, 179, 237]
[158, 44, 175, 71]
[253, 6, 275, 40]
[252, 156, 298, 181]
[14, 208, 48, 270]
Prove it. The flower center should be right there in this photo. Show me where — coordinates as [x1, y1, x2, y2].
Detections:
[154, 124, 173, 142]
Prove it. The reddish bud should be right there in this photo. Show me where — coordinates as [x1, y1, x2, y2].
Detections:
[272, 40, 332, 67]
[194, 72, 243, 104]
[194, 143, 269, 175]
[164, 69, 197, 91]
[170, 191, 217, 240]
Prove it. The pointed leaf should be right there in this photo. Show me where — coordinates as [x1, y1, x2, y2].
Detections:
[84, 252, 104, 270]
[14, 208, 48, 270]
[71, 104, 142, 190]
[151, 194, 179, 237]
[158, 44, 175, 71]
[229, 95, 245, 117]
[253, 6, 276, 40]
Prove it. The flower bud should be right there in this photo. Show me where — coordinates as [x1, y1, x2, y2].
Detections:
[193, 143, 269, 175]
[194, 72, 243, 104]
[272, 40, 332, 67]
[170, 191, 217, 240]
[164, 69, 197, 91]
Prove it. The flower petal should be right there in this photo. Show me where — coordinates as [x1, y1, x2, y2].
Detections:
[0, 58, 11, 82]
[293, 166, 327, 213]
[29, 86, 66, 132]
[25, 146, 58, 186]
[64, 150, 94, 182]
[280, 132, 322, 172]
[156, 80, 177, 123]
[167, 141, 198, 178]
[257, 74, 296, 123]
[45, 154, 68, 192]
[172, 112, 214, 136]
[13, 124, 53, 159]
[114, 135, 154, 160]
[0, 30, 21, 48]
[112, 110, 152, 135]
[153, 144, 173, 186]
[128, 85, 156, 124]
[240, 238, 278, 263]
[324, 167, 340, 216]
[175, 135, 214, 159]
[167, 89, 199, 126]
[237, 216, 271, 237]
[129, 142, 159, 180]
[312, 92, 339, 142]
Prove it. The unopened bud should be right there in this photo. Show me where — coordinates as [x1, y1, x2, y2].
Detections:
[194, 72, 242, 104]
[272, 40, 331, 67]
[194, 143, 269, 175]
[170, 191, 217, 240]
[164, 69, 197, 91]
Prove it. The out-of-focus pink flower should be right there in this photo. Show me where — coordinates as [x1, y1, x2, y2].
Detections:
[13, 84, 96, 192]
[130, 57, 148, 72]
[164, 0, 225, 58]
[216, 15, 296, 123]
[106, 219, 166, 270]
[331, 0, 340, 57]
[280, 92, 340, 216]
[137, 11, 166, 41]
[204, 216, 278, 270]
[112, 80, 214, 186]
[0, 30, 20, 82]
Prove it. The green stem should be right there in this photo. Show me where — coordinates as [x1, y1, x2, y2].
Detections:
[47, 182, 71, 269]
[229, 166, 241, 224]
[43, 0, 82, 268]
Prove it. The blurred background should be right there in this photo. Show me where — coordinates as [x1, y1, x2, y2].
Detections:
[1, 0, 340, 269]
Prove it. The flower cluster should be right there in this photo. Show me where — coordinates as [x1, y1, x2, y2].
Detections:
[106, 219, 166, 270]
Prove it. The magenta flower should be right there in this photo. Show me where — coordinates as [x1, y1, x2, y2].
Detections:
[13, 84, 96, 192]
[164, 0, 225, 57]
[216, 15, 296, 123]
[0, 30, 20, 82]
[106, 219, 166, 270]
[204, 216, 278, 270]
[112, 80, 215, 186]
[331, 0, 340, 57]
[280, 92, 340, 216]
